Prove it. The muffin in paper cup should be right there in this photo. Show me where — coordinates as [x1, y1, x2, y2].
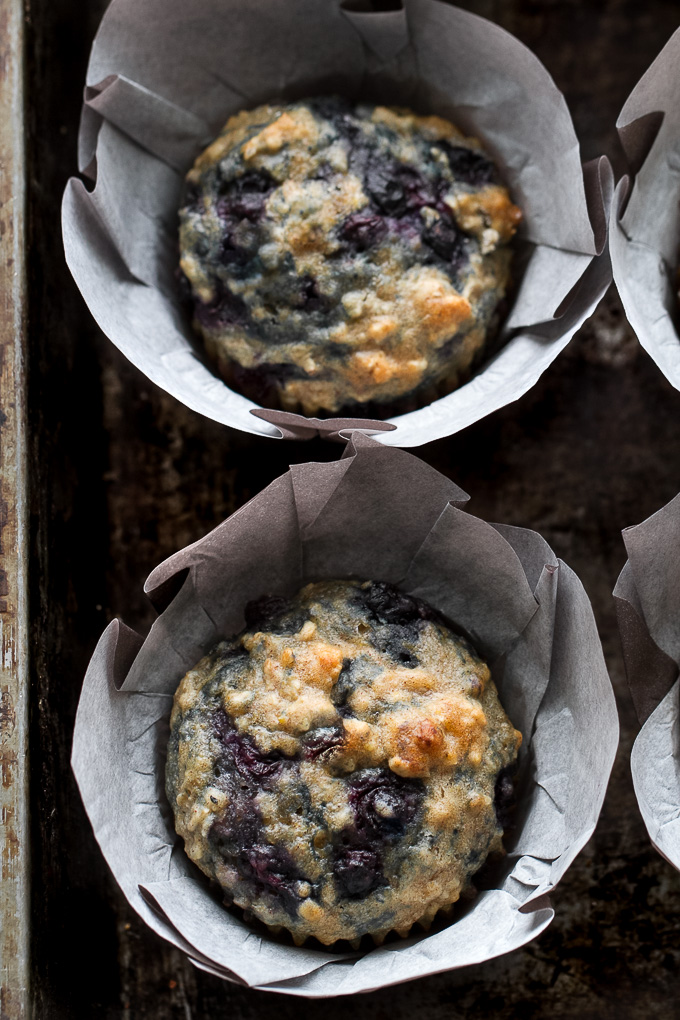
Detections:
[62, 0, 612, 447]
[72, 435, 618, 995]
[614, 496, 680, 872]
[610, 28, 680, 390]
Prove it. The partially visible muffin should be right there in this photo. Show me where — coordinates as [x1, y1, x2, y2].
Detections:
[179, 98, 522, 416]
[166, 580, 521, 946]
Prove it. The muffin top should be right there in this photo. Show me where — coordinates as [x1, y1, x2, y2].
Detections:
[179, 98, 521, 416]
[166, 580, 521, 946]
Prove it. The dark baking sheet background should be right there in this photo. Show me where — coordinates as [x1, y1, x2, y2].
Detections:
[27, 1, 680, 1016]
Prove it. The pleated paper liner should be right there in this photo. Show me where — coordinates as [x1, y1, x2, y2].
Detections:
[614, 494, 680, 873]
[611, 27, 680, 396]
[63, 0, 612, 446]
[73, 437, 618, 995]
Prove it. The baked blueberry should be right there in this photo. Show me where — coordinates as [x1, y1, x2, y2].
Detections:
[166, 580, 521, 945]
[179, 100, 522, 416]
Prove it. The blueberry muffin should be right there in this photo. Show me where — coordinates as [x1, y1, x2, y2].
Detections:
[179, 98, 522, 416]
[166, 581, 521, 946]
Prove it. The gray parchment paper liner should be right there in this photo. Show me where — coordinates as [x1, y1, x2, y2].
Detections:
[61, 0, 613, 448]
[611, 27, 680, 389]
[73, 436, 618, 996]
[614, 495, 680, 872]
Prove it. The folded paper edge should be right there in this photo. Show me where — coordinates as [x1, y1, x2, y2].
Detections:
[614, 558, 680, 726]
[630, 679, 680, 874]
[616, 26, 680, 171]
[250, 408, 398, 442]
[611, 28, 680, 390]
[254, 894, 555, 997]
[582, 155, 615, 258]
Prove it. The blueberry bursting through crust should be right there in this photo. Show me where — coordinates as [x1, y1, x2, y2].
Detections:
[178, 98, 522, 417]
[166, 581, 522, 947]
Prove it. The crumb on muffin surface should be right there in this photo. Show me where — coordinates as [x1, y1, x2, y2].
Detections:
[178, 98, 522, 416]
[166, 580, 521, 946]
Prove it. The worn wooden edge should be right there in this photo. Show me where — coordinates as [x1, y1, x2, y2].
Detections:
[0, 0, 30, 1017]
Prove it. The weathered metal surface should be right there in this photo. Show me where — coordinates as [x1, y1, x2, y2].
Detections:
[0, 0, 29, 1017]
[22, 0, 680, 1017]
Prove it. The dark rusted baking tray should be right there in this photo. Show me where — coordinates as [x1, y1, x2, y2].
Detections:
[5, 0, 680, 1016]
[0, 0, 29, 1016]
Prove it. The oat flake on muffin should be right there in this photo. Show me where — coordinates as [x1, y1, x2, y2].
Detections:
[179, 98, 522, 416]
[166, 580, 521, 946]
